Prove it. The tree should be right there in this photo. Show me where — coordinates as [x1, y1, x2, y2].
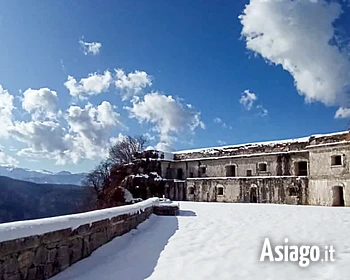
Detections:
[109, 135, 148, 164]
[83, 159, 112, 197]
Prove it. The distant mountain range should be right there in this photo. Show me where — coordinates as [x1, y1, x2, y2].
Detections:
[0, 166, 86, 185]
[0, 176, 95, 223]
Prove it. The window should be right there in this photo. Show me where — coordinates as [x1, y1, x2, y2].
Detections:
[217, 187, 224, 195]
[258, 163, 267, 172]
[288, 187, 297, 196]
[331, 155, 342, 166]
[189, 172, 194, 178]
[226, 165, 236, 177]
[177, 168, 183, 179]
[188, 187, 194, 195]
[200, 167, 206, 175]
[296, 161, 308, 176]
[246, 170, 252, 176]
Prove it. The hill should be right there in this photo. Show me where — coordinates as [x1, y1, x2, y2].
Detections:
[0, 176, 95, 223]
[0, 166, 86, 185]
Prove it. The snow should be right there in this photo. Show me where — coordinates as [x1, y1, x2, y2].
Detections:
[0, 198, 159, 242]
[187, 175, 307, 180]
[123, 189, 134, 203]
[173, 130, 348, 155]
[50, 202, 350, 280]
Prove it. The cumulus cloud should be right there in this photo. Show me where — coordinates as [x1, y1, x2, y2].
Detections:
[115, 69, 152, 100]
[22, 88, 58, 120]
[239, 89, 257, 110]
[334, 107, 350, 119]
[8, 101, 121, 164]
[79, 39, 102, 55]
[126, 92, 205, 148]
[0, 85, 14, 138]
[239, 0, 350, 106]
[64, 71, 112, 99]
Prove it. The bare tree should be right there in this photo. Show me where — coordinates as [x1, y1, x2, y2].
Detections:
[83, 159, 112, 197]
[109, 135, 148, 164]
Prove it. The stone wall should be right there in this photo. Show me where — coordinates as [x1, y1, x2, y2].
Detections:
[0, 206, 154, 280]
[186, 177, 308, 205]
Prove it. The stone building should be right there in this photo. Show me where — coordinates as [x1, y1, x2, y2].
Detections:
[159, 130, 350, 206]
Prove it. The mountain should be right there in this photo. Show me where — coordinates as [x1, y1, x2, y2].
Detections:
[0, 166, 86, 185]
[0, 176, 95, 223]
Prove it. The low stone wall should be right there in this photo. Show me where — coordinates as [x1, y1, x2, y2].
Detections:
[154, 205, 179, 216]
[0, 206, 153, 280]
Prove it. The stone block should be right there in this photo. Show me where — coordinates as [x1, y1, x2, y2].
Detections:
[47, 248, 57, 263]
[2, 257, 19, 274]
[82, 237, 91, 258]
[90, 219, 109, 232]
[0, 236, 40, 259]
[69, 237, 83, 264]
[34, 246, 48, 265]
[57, 246, 70, 270]
[41, 228, 71, 245]
[73, 224, 90, 237]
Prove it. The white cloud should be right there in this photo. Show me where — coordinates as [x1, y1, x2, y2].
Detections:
[127, 92, 205, 147]
[63, 101, 121, 161]
[0, 147, 18, 166]
[239, 89, 269, 117]
[115, 69, 152, 100]
[213, 117, 232, 129]
[8, 101, 121, 165]
[239, 0, 350, 106]
[239, 89, 257, 110]
[0, 85, 14, 138]
[217, 140, 227, 145]
[64, 71, 112, 99]
[256, 105, 269, 117]
[334, 107, 350, 119]
[79, 39, 102, 55]
[22, 88, 58, 120]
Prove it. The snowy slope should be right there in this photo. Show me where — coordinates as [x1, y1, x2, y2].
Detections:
[0, 165, 86, 185]
[51, 202, 350, 280]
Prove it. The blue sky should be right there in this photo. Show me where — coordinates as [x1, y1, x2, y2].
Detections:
[0, 0, 350, 173]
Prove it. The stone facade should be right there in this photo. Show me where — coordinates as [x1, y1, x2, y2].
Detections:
[161, 131, 350, 206]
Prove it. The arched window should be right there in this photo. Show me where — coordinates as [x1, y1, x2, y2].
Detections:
[188, 187, 194, 195]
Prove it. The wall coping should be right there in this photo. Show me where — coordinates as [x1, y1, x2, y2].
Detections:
[0, 198, 159, 243]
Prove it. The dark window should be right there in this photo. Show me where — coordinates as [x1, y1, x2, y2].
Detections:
[217, 187, 224, 195]
[258, 163, 267, 172]
[226, 165, 236, 177]
[200, 167, 206, 175]
[190, 172, 194, 178]
[296, 161, 308, 176]
[188, 187, 194, 195]
[289, 187, 297, 196]
[246, 170, 252, 176]
[177, 168, 183, 180]
[331, 155, 342, 166]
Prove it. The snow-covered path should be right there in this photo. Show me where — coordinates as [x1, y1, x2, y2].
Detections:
[51, 202, 350, 280]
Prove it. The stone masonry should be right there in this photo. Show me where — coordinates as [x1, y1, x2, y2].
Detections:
[0, 203, 178, 280]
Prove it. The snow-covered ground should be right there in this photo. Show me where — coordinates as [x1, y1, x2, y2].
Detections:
[51, 202, 350, 280]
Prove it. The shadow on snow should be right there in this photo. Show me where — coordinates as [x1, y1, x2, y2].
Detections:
[50, 215, 179, 280]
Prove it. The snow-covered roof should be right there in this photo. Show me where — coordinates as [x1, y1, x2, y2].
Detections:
[173, 130, 348, 155]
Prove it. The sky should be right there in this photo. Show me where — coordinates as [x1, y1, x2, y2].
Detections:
[1, 0, 350, 173]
